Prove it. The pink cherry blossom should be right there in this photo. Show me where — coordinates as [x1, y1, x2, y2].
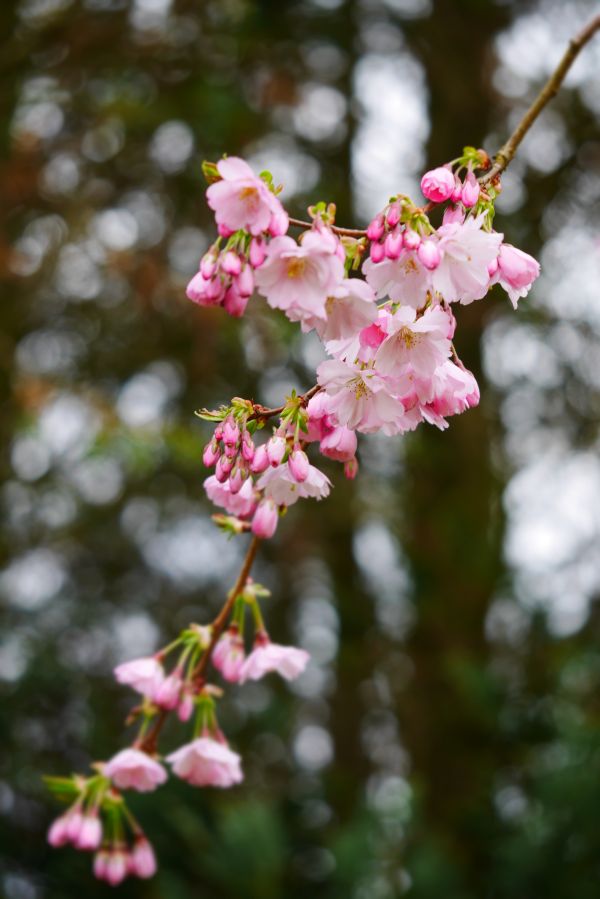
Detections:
[375, 305, 452, 379]
[104, 748, 168, 793]
[315, 278, 377, 349]
[421, 166, 455, 203]
[204, 475, 257, 518]
[288, 447, 310, 482]
[432, 214, 503, 304]
[317, 359, 406, 435]
[105, 847, 129, 886]
[421, 360, 480, 428]
[212, 628, 246, 682]
[240, 634, 309, 683]
[495, 243, 540, 308]
[257, 462, 331, 506]
[167, 736, 243, 788]
[266, 435, 286, 466]
[319, 425, 357, 462]
[48, 809, 79, 847]
[363, 250, 431, 308]
[461, 170, 480, 207]
[254, 231, 344, 331]
[114, 656, 165, 699]
[206, 157, 288, 237]
[75, 813, 102, 851]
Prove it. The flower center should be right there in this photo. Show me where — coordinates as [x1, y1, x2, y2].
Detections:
[287, 259, 306, 279]
[348, 376, 369, 399]
[398, 326, 418, 349]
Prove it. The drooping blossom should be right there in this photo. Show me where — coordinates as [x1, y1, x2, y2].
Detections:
[104, 748, 168, 793]
[206, 157, 288, 236]
[251, 499, 279, 538]
[363, 249, 431, 308]
[204, 475, 257, 518]
[494, 243, 540, 307]
[375, 304, 452, 378]
[212, 627, 245, 682]
[75, 813, 103, 851]
[319, 425, 357, 462]
[432, 214, 503, 303]
[257, 462, 331, 506]
[254, 229, 344, 330]
[316, 359, 406, 435]
[114, 656, 164, 699]
[167, 736, 243, 788]
[420, 360, 480, 428]
[240, 633, 310, 683]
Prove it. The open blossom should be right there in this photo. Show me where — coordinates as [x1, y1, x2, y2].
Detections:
[363, 249, 431, 308]
[416, 360, 480, 429]
[317, 359, 406, 435]
[104, 748, 168, 793]
[495, 243, 540, 307]
[319, 425, 357, 462]
[254, 230, 344, 330]
[206, 157, 288, 237]
[257, 462, 331, 506]
[375, 304, 452, 378]
[240, 634, 309, 683]
[167, 736, 243, 788]
[212, 628, 245, 682]
[204, 475, 256, 518]
[114, 656, 164, 698]
[432, 214, 503, 303]
[315, 278, 377, 347]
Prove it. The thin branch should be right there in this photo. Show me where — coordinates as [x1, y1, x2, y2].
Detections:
[138, 536, 260, 754]
[481, 13, 600, 185]
[249, 384, 321, 423]
[288, 216, 367, 238]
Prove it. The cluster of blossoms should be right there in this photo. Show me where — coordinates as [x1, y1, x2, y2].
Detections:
[46, 583, 308, 883]
[48, 146, 540, 883]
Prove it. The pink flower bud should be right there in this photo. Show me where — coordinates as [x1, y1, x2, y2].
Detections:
[213, 629, 245, 682]
[200, 252, 217, 279]
[417, 239, 441, 270]
[222, 417, 240, 447]
[249, 237, 266, 268]
[386, 202, 401, 228]
[203, 440, 220, 468]
[236, 264, 254, 297]
[75, 813, 102, 851]
[205, 275, 225, 302]
[251, 500, 278, 539]
[442, 204, 464, 226]
[461, 171, 480, 207]
[178, 690, 194, 722]
[93, 850, 110, 881]
[66, 809, 85, 843]
[215, 455, 233, 483]
[403, 229, 421, 251]
[420, 166, 455, 203]
[451, 174, 463, 204]
[366, 214, 385, 242]
[384, 228, 403, 260]
[105, 848, 129, 886]
[221, 251, 242, 276]
[130, 838, 157, 879]
[153, 673, 183, 710]
[223, 285, 249, 317]
[223, 441, 238, 459]
[228, 468, 244, 494]
[344, 457, 359, 479]
[217, 223, 234, 238]
[268, 208, 289, 237]
[266, 435, 286, 467]
[288, 447, 309, 483]
[251, 444, 269, 473]
[369, 241, 385, 264]
[47, 813, 72, 847]
[241, 431, 255, 463]
[359, 322, 387, 350]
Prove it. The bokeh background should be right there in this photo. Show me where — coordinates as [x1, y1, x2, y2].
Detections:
[2, 0, 600, 896]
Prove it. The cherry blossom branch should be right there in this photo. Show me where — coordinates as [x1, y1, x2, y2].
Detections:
[288, 216, 367, 237]
[480, 13, 600, 185]
[249, 384, 321, 423]
[138, 536, 260, 754]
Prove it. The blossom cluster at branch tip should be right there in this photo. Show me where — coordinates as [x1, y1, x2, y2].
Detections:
[48, 145, 540, 885]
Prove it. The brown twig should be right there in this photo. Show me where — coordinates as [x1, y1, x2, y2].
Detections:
[480, 13, 600, 185]
[138, 536, 260, 754]
[288, 216, 367, 238]
[249, 384, 321, 423]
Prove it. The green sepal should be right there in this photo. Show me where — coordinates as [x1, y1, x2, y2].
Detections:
[202, 160, 221, 184]
[44, 776, 81, 801]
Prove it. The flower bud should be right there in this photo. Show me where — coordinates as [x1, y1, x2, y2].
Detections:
[76, 813, 102, 851]
[386, 202, 401, 228]
[288, 447, 309, 483]
[153, 673, 182, 710]
[200, 252, 217, 279]
[461, 171, 480, 208]
[223, 285, 249, 318]
[217, 223, 234, 238]
[215, 455, 233, 483]
[221, 251, 242, 276]
[249, 237, 266, 268]
[403, 228, 421, 251]
[236, 264, 254, 298]
[251, 500, 278, 539]
[241, 431, 255, 463]
[268, 208, 289, 237]
[251, 444, 269, 473]
[222, 417, 240, 447]
[266, 435, 286, 467]
[47, 813, 72, 847]
[344, 457, 359, 480]
[203, 440, 220, 467]
[420, 166, 455, 203]
[66, 809, 85, 843]
[130, 838, 157, 879]
[384, 228, 403, 260]
[417, 239, 441, 270]
[228, 468, 244, 495]
[105, 848, 129, 886]
[369, 241, 385, 264]
[177, 691, 194, 723]
[366, 214, 385, 241]
[320, 427, 357, 462]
